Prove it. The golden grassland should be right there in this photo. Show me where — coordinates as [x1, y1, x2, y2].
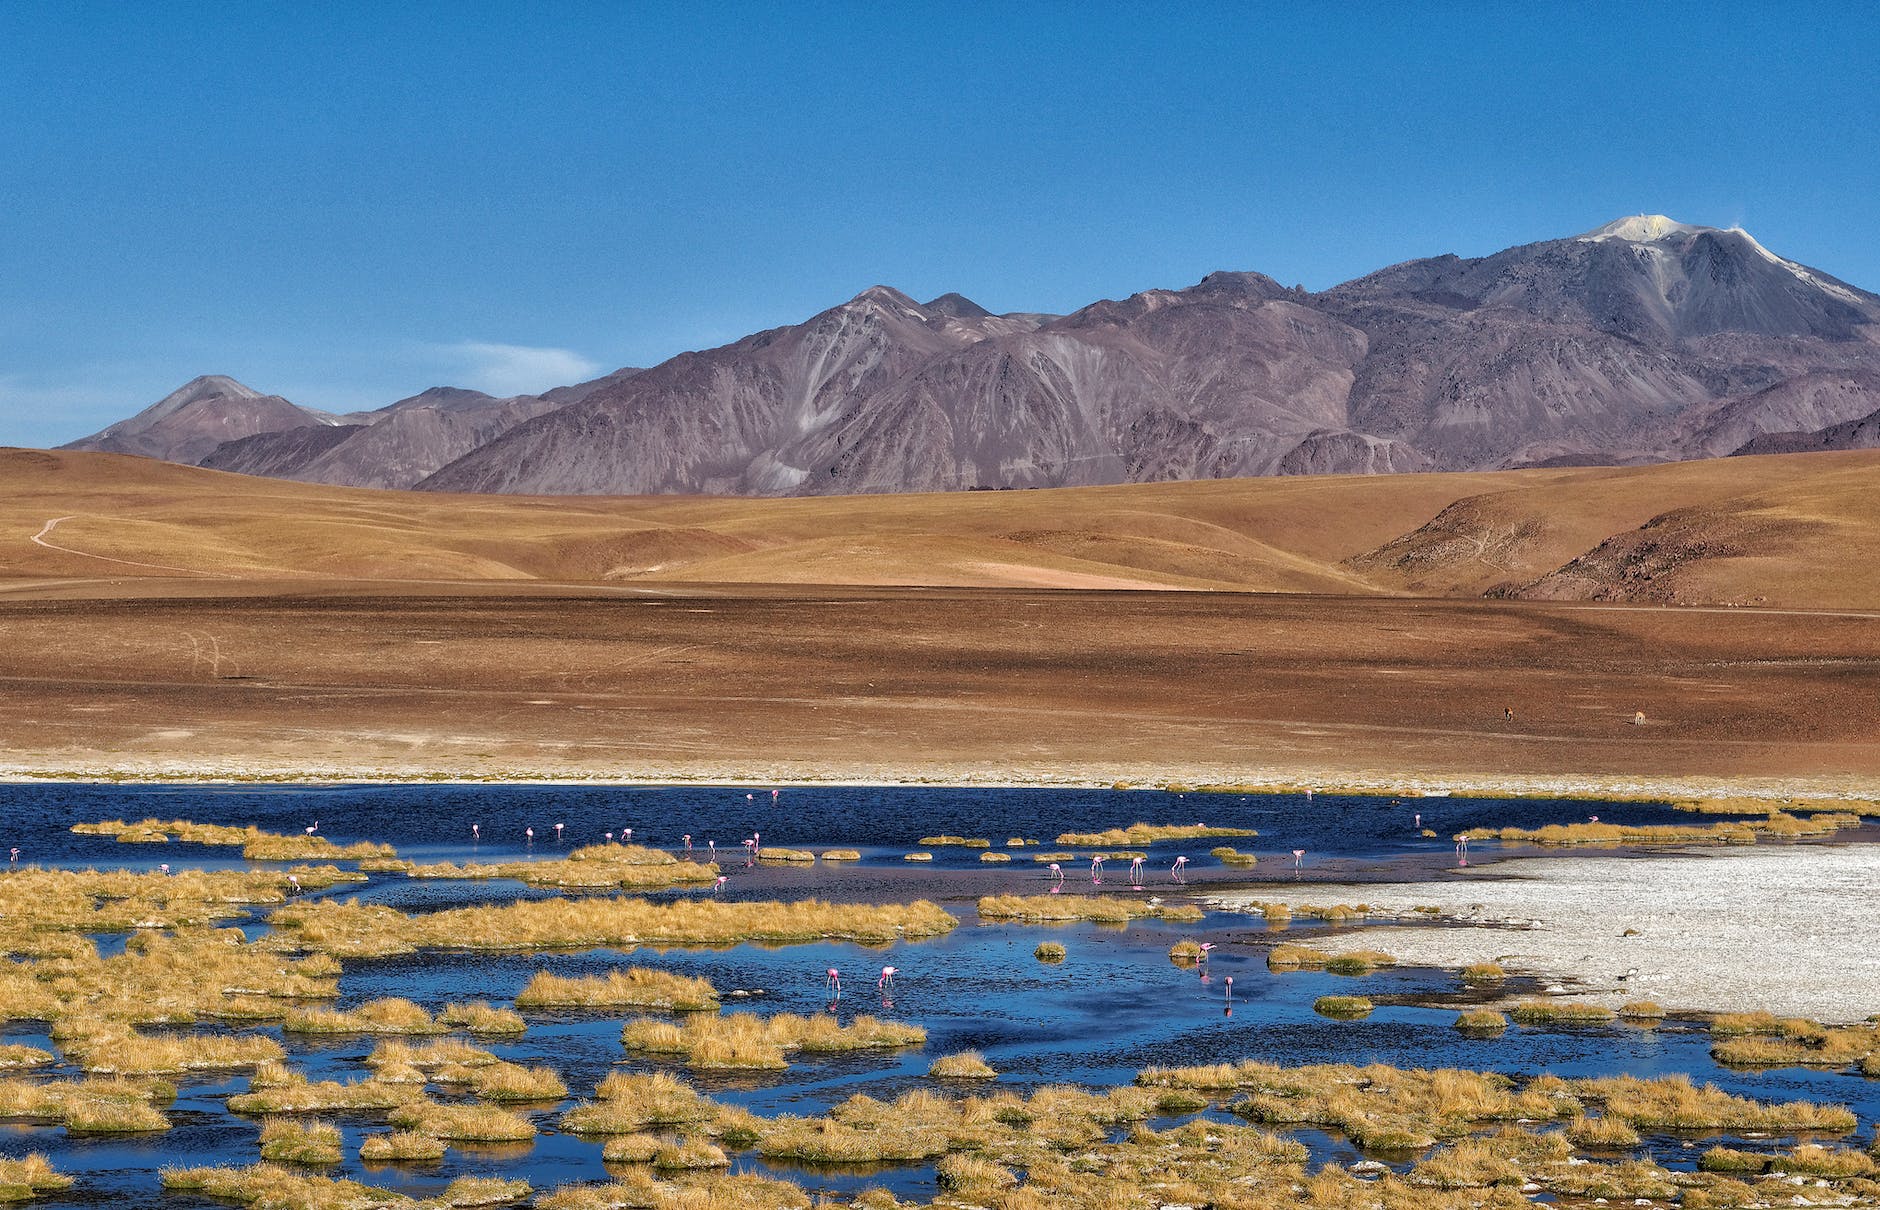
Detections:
[0, 1154, 71, 1201]
[1462, 810, 1865, 847]
[264, 896, 958, 958]
[408, 842, 718, 890]
[621, 1011, 926, 1070]
[514, 968, 719, 1012]
[976, 894, 1203, 923]
[163, 1164, 531, 1209]
[928, 1050, 999, 1080]
[73, 818, 396, 862]
[1055, 822, 1260, 846]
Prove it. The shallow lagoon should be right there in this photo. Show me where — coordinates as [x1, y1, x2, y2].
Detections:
[0, 783, 1873, 1206]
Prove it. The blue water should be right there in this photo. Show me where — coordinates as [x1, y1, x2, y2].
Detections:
[0, 782, 1872, 1206]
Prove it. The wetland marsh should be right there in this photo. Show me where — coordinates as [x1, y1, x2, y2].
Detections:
[0, 782, 1875, 1208]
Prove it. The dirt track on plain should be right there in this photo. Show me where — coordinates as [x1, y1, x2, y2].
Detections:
[2, 582, 1876, 793]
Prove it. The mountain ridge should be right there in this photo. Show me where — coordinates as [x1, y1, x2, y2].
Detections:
[59, 216, 1880, 495]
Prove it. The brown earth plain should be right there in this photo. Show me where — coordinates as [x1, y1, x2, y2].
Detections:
[2, 446, 1879, 795]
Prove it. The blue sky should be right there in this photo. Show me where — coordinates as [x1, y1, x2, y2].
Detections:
[2, 2, 1876, 446]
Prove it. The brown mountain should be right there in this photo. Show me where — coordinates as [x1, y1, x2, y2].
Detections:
[60, 375, 341, 465]
[63, 217, 1880, 496]
[422, 216, 1879, 494]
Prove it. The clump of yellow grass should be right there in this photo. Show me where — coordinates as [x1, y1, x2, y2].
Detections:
[621, 1011, 924, 1070]
[1055, 823, 1258, 846]
[515, 968, 719, 1012]
[264, 895, 957, 958]
[257, 1118, 342, 1165]
[976, 894, 1201, 923]
[929, 1051, 998, 1079]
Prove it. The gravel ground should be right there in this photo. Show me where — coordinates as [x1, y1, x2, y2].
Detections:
[1208, 844, 1880, 1021]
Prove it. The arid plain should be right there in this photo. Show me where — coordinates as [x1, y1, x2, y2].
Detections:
[4, 446, 1878, 793]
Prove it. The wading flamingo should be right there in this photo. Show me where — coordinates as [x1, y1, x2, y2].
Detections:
[605, 832, 614, 842]
[712, 875, 727, 893]
[708, 840, 716, 860]
[1414, 813, 1421, 829]
[159, 863, 169, 875]
[288, 874, 299, 892]
[1197, 942, 1213, 965]
[526, 827, 534, 842]
[471, 823, 479, 840]
[1292, 849, 1305, 869]
[825, 968, 841, 996]
[1171, 855, 1188, 883]
[878, 966, 896, 991]
[682, 834, 692, 852]
[624, 828, 633, 842]
[7, 848, 16, 864]
[1089, 854, 1105, 883]
[747, 793, 754, 801]
[306, 821, 318, 835]
[554, 823, 564, 840]
[1048, 862, 1064, 885]
[1128, 855, 1145, 887]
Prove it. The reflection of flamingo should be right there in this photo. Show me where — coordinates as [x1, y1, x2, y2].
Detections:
[877, 966, 896, 991]
[1171, 856, 1188, 882]
[1292, 849, 1305, 869]
[1048, 863, 1064, 885]
[826, 968, 842, 996]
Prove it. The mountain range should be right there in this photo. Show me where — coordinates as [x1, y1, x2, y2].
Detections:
[61, 215, 1880, 494]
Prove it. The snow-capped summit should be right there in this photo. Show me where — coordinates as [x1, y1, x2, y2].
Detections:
[1578, 214, 1709, 242]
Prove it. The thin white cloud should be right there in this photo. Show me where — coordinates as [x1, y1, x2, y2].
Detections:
[432, 341, 603, 397]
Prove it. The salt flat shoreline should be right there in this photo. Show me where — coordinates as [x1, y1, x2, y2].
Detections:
[4, 761, 1877, 802]
[1209, 844, 1880, 1021]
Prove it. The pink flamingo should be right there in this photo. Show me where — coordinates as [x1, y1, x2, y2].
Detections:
[747, 793, 754, 801]
[159, 863, 170, 875]
[7, 848, 16, 864]
[1128, 855, 1145, 885]
[682, 834, 692, 852]
[712, 875, 726, 893]
[1197, 942, 1214, 965]
[1048, 862, 1064, 885]
[1089, 854, 1105, 883]
[305, 821, 318, 835]
[287, 874, 299, 892]
[605, 831, 614, 842]
[1171, 856, 1188, 882]
[1455, 834, 1470, 866]
[1292, 849, 1305, 869]
[1224, 975, 1234, 1016]
[825, 968, 841, 996]
[471, 823, 479, 840]
[708, 840, 716, 860]
[525, 827, 534, 842]
[624, 828, 633, 842]
[554, 823, 564, 840]
[1414, 813, 1421, 829]
[771, 788, 779, 801]
[877, 966, 896, 991]
[1588, 815, 1600, 824]
[752, 832, 760, 846]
